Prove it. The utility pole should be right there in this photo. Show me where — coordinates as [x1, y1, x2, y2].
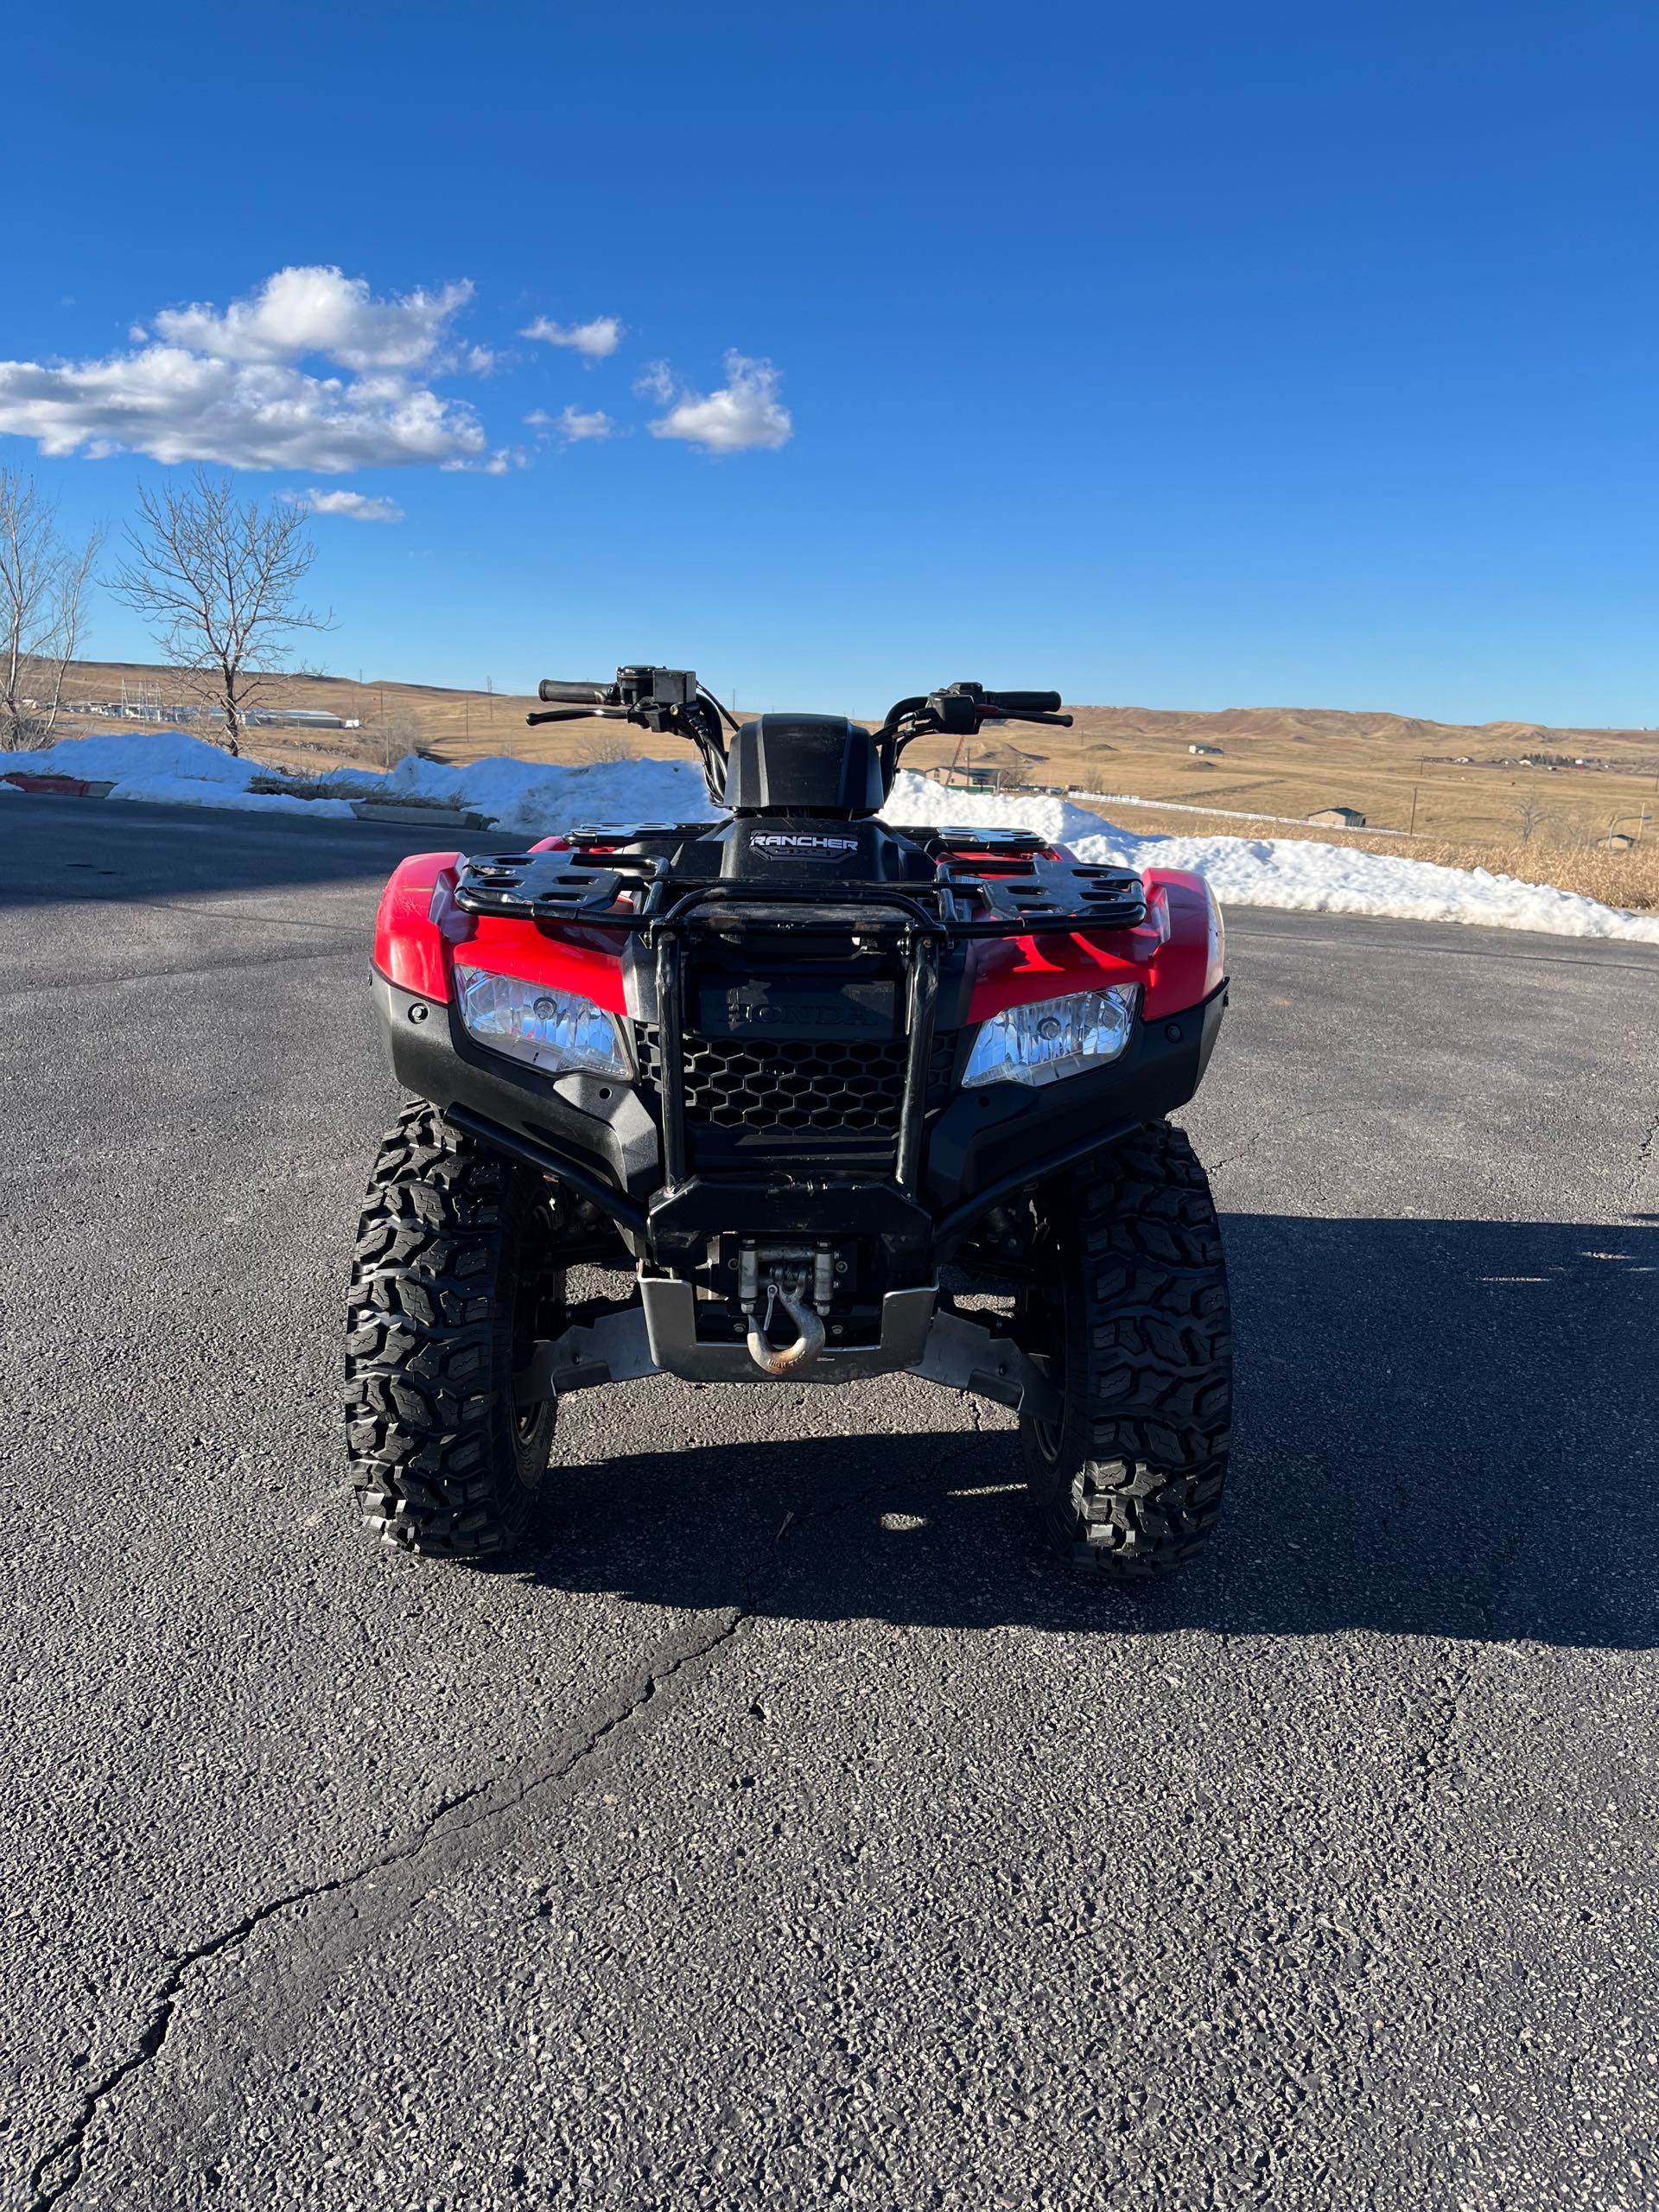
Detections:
[1408, 784, 1420, 835]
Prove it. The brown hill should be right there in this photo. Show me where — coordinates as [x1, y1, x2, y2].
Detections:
[21, 659, 1659, 852]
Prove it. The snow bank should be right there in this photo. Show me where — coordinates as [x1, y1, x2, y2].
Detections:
[6, 732, 1657, 947]
[312, 750, 720, 839]
[882, 769, 1659, 945]
[0, 730, 356, 818]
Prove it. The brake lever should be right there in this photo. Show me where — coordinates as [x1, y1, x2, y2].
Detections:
[978, 709, 1074, 728]
[525, 705, 628, 727]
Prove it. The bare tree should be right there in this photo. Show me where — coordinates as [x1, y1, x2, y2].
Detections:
[573, 728, 642, 765]
[109, 471, 332, 756]
[1513, 793, 1550, 844]
[0, 471, 104, 750]
[377, 709, 423, 772]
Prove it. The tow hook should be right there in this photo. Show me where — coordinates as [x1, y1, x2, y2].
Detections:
[739, 1243, 833, 1376]
[746, 1281, 827, 1376]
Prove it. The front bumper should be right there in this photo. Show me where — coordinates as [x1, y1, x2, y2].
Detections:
[516, 1275, 1059, 1414]
[374, 967, 1228, 1257]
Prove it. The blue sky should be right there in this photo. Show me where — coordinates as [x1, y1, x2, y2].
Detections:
[3, 0, 1655, 726]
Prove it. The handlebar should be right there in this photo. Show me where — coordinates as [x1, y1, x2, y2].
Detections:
[537, 679, 615, 705]
[982, 690, 1062, 715]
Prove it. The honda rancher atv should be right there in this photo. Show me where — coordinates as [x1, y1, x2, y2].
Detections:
[350, 668, 1231, 1576]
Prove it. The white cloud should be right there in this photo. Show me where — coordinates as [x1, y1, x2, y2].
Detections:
[0, 265, 494, 473]
[442, 448, 515, 475]
[632, 359, 677, 404]
[648, 353, 792, 453]
[286, 487, 404, 522]
[521, 315, 621, 359]
[0, 268, 791, 477]
[154, 265, 474, 371]
[0, 345, 488, 472]
[556, 405, 613, 442]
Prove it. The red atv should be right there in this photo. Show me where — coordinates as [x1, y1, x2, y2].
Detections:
[350, 670, 1231, 1576]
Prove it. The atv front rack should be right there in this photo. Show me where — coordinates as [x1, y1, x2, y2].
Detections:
[454, 828, 1147, 1209]
[454, 825, 1147, 940]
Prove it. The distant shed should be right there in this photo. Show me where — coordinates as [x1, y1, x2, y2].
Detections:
[1307, 805, 1367, 829]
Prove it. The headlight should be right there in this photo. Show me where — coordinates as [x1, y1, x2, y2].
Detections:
[455, 969, 628, 1077]
[962, 983, 1140, 1089]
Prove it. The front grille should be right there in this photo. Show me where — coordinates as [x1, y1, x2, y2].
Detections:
[638, 1030, 955, 1144]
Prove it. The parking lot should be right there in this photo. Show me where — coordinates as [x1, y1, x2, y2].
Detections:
[4, 796, 1657, 2209]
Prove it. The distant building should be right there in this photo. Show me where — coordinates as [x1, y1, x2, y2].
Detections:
[939, 741, 1048, 792]
[1306, 805, 1367, 829]
[1188, 742, 1223, 755]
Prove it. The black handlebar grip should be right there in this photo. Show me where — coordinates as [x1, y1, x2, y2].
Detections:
[537, 679, 613, 704]
[983, 690, 1063, 714]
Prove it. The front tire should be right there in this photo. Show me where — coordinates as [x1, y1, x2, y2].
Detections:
[1020, 1121, 1232, 1578]
[345, 1103, 562, 1558]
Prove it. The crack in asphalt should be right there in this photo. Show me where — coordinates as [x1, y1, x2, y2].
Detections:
[25, 1608, 745, 2209]
[0, 943, 354, 1007]
[1632, 1103, 1659, 1198]
[27, 1422, 991, 2209]
[3, 892, 364, 933]
[1208, 1108, 1321, 1175]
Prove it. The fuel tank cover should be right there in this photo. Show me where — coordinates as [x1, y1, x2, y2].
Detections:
[717, 816, 933, 883]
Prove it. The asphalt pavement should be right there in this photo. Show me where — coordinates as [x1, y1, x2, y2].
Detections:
[3, 793, 1657, 2210]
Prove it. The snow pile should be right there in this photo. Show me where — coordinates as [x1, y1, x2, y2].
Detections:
[0, 729, 720, 833]
[313, 750, 720, 838]
[4, 732, 1657, 947]
[884, 769, 1659, 945]
[883, 771, 1106, 848]
[0, 730, 357, 817]
[1076, 824, 1659, 943]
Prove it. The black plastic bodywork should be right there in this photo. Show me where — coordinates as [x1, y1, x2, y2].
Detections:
[382, 955, 1230, 1247]
[721, 715, 888, 817]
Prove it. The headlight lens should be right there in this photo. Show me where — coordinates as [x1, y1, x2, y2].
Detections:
[455, 969, 628, 1077]
[962, 983, 1140, 1089]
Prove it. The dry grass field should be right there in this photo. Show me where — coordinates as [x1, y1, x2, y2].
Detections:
[31, 662, 1659, 909]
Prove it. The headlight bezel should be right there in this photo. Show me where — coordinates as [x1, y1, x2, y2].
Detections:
[454, 966, 630, 1079]
[961, 982, 1141, 1090]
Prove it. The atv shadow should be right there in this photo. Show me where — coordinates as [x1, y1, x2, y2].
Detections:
[523, 1214, 1659, 1650]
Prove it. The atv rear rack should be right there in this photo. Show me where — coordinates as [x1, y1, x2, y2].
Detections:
[454, 826, 1145, 939]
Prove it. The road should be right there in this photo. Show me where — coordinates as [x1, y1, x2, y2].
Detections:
[3, 794, 1657, 2211]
